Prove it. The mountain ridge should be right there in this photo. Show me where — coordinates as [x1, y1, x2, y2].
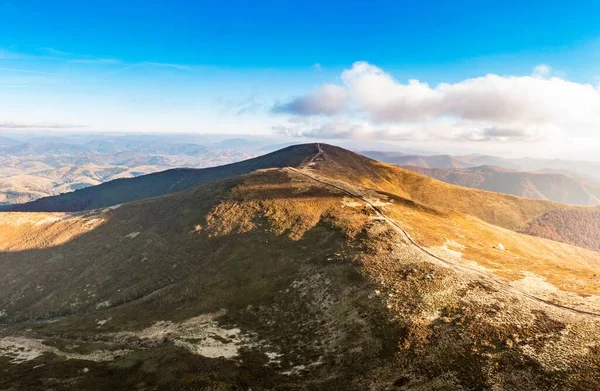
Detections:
[2, 150, 600, 389]
[8, 143, 600, 252]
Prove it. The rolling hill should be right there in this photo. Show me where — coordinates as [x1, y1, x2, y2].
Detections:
[10, 144, 600, 252]
[403, 165, 600, 206]
[2, 144, 600, 389]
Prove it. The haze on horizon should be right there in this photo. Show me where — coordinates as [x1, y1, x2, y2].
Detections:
[2, 0, 600, 160]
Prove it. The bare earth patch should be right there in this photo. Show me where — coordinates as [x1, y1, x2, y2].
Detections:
[113, 310, 265, 359]
[0, 337, 128, 364]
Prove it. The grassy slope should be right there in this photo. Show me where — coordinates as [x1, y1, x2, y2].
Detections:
[382, 194, 600, 296]
[1, 167, 600, 389]
[312, 144, 600, 250]
[0, 169, 398, 389]
[294, 160, 600, 296]
[311, 145, 562, 230]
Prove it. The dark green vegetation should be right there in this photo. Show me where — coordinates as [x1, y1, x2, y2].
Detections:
[1, 144, 600, 390]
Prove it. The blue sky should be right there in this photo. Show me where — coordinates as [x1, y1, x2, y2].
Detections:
[1, 0, 600, 157]
[2, 1, 599, 69]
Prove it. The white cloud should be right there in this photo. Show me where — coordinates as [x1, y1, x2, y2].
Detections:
[137, 62, 194, 71]
[342, 62, 600, 126]
[21, 48, 192, 71]
[273, 61, 600, 142]
[273, 84, 349, 115]
[39, 48, 72, 57]
[109, 61, 196, 75]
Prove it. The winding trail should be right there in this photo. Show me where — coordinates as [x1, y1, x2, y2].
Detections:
[291, 146, 600, 318]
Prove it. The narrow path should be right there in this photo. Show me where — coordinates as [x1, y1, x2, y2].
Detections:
[289, 166, 600, 319]
[306, 143, 324, 165]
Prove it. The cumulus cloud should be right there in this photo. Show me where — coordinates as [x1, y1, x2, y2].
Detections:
[273, 61, 600, 142]
[273, 84, 349, 115]
[342, 62, 600, 126]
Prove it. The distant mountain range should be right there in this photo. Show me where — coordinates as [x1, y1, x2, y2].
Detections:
[402, 165, 600, 206]
[362, 151, 600, 181]
[0, 135, 280, 206]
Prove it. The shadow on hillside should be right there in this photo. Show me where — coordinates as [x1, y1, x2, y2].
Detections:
[0, 184, 363, 329]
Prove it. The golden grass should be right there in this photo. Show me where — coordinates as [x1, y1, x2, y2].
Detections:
[317, 156, 566, 231]
[204, 170, 368, 241]
[312, 144, 600, 252]
[237, 163, 600, 298]
[0, 212, 105, 251]
[383, 199, 600, 296]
